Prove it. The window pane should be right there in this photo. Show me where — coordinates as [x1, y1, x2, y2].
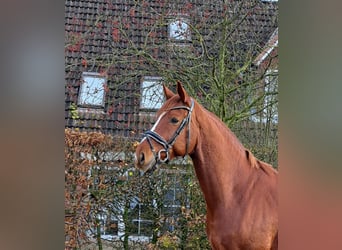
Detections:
[250, 70, 278, 123]
[162, 206, 181, 217]
[264, 71, 278, 123]
[169, 20, 190, 41]
[79, 73, 106, 106]
[131, 220, 153, 236]
[141, 78, 164, 109]
[127, 200, 155, 236]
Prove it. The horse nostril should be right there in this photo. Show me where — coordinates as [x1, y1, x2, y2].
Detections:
[139, 152, 145, 165]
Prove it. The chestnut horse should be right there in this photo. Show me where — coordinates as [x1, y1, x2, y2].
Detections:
[135, 82, 278, 250]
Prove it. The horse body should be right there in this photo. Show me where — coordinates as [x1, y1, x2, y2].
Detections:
[190, 101, 278, 250]
[135, 82, 278, 250]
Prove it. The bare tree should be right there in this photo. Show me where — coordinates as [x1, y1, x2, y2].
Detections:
[65, 0, 278, 248]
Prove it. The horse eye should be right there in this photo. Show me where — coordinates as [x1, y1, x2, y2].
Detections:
[170, 117, 179, 124]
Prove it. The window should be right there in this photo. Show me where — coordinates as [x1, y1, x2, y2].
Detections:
[157, 170, 189, 233]
[251, 70, 278, 123]
[140, 77, 164, 110]
[128, 198, 154, 237]
[78, 72, 106, 107]
[264, 70, 278, 123]
[168, 18, 191, 42]
[85, 166, 191, 242]
[95, 212, 119, 238]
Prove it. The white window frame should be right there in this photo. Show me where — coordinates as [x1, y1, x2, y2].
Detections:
[168, 17, 191, 42]
[78, 72, 106, 107]
[140, 76, 164, 110]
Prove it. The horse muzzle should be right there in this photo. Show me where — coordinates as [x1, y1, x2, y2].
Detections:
[135, 142, 157, 173]
[135, 140, 172, 175]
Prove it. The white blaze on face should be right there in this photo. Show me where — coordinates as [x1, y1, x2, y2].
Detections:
[139, 111, 167, 143]
[151, 111, 167, 132]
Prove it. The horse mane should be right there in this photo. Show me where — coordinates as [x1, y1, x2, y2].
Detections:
[245, 149, 278, 174]
[200, 102, 276, 173]
[201, 105, 245, 150]
[245, 149, 259, 169]
[165, 96, 277, 173]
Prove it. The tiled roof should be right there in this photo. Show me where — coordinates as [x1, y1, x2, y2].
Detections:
[65, 0, 278, 138]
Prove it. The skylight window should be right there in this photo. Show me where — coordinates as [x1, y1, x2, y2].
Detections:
[168, 18, 191, 42]
[140, 77, 164, 110]
[78, 72, 106, 107]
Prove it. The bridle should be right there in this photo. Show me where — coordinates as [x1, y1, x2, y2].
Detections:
[142, 98, 194, 169]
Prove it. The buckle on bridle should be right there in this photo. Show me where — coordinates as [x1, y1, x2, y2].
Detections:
[158, 149, 169, 163]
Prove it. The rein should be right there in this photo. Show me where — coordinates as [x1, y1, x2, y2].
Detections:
[143, 98, 194, 167]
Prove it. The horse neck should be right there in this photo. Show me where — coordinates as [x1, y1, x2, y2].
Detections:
[190, 104, 250, 211]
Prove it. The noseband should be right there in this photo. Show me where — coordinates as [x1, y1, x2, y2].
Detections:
[143, 99, 194, 168]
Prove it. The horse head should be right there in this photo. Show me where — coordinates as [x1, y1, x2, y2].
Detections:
[135, 82, 198, 173]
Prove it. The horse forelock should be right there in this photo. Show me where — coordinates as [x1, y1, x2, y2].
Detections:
[157, 94, 191, 117]
[156, 95, 179, 116]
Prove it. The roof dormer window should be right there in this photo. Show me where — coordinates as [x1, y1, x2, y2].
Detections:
[140, 76, 164, 110]
[168, 17, 191, 42]
[78, 72, 106, 108]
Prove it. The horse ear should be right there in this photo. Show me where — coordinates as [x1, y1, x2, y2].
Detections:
[163, 84, 175, 100]
[177, 81, 191, 105]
